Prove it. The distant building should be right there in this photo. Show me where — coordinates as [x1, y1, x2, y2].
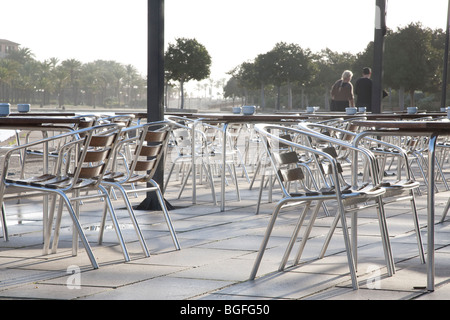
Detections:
[0, 39, 20, 58]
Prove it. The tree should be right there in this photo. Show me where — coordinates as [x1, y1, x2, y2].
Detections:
[384, 23, 442, 108]
[165, 38, 211, 109]
[223, 77, 244, 106]
[62, 59, 82, 106]
[312, 48, 356, 109]
[263, 42, 313, 110]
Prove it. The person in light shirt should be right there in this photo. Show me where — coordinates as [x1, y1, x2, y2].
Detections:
[330, 70, 355, 111]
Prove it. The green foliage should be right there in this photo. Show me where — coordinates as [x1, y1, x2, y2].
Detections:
[384, 23, 444, 106]
[225, 22, 447, 110]
[164, 38, 211, 108]
[0, 48, 147, 107]
[165, 38, 211, 83]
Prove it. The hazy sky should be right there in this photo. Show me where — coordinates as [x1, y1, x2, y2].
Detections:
[2, 0, 449, 79]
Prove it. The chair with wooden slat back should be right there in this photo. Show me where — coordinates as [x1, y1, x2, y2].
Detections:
[300, 122, 425, 264]
[250, 123, 396, 290]
[100, 121, 180, 257]
[0, 123, 127, 269]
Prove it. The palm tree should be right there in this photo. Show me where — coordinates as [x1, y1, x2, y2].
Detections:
[62, 59, 82, 105]
[52, 65, 69, 108]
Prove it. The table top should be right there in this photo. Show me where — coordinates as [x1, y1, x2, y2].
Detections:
[352, 119, 450, 133]
[194, 113, 309, 122]
[118, 111, 448, 123]
[9, 112, 76, 117]
[0, 115, 82, 127]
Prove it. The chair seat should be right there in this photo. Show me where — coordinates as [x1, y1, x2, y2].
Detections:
[103, 171, 126, 182]
[379, 179, 420, 197]
[7, 174, 96, 190]
[379, 179, 419, 189]
[341, 185, 386, 206]
[103, 172, 148, 184]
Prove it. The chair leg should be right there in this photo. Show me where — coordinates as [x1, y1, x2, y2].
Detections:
[250, 198, 287, 280]
[255, 168, 266, 215]
[107, 183, 150, 257]
[230, 163, 241, 201]
[336, 203, 359, 290]
[178, 165, 192, 199]
[50, 197, 65, 254]
[374, 198, 395, 276]
[440, 197, 450, 223]
[150, 180, 181, 251]
[98, 198, 107, 245]
[202, 163, 217, 205]
[98, 185, 130, 262]
[163, 162, 177, 193]
[278, 202, 312, 271]
[409, 192, 425, 264]
[292, 201, 322, 267]
[56, 191, 99, 269]
[1, 203, 8, 242]
[319, 210, 341, 259]
[42, 194, 58, 254]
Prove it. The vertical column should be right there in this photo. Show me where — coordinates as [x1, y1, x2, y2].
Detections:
[372, 0, 386, 114]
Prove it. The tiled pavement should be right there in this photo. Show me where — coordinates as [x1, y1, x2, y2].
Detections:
[2, 169, 450, 301]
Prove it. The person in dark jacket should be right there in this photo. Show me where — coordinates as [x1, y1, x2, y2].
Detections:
[355, 67, 373, 111]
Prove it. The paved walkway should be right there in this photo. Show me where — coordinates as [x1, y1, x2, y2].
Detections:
[2, 166, 450, 301]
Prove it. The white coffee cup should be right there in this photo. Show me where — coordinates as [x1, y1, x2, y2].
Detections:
[17, 104, 30, 113]
[242, 105, 256, 115]
[232, 106, 241, 114]
[0, 103, 10, 116]
[407, 107, 418, 114]
[358, 107, 367, 113]
[346, 107, 357, 115]
[306, 106, 315, 113]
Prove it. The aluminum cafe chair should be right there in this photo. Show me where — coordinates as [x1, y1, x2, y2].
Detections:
[99, 121, 180, 255]
[254, 130, 330, 216]
[164, 116, 217, 205]
[14, 115, 98, 185]
[201, 122, 243, 200]
[300, 122, 425, 264]
[1, 115, 98, 242]
[250, 123, 393, 290]
[0, 123, 127, 269]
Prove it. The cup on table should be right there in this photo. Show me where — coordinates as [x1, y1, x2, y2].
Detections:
[0, 103, 10, 116]
[232, 106, 241, 114]
[306, 106, 315, 113]
[407, 107, 418, 114]
[17, 103, 30, 113]
[242, 105, 256, 115]
[358, 107, 367, 113]
[345, 107, 357, 115]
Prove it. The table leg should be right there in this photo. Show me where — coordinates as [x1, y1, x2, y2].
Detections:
[221, 123, 229, 212]
[427, 134, 437, 291]
[191, 122, 197, 204]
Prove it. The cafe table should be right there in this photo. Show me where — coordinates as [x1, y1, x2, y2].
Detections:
[351, 118, 450, 291]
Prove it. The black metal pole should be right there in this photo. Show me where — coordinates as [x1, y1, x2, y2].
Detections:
[148, 0, 164, 124]
[441, 0, 450, 110]
[372, 0, 386, 114]
[137, 0, 172, 210]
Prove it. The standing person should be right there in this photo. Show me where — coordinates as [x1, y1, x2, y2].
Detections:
[355, 67, 372, 111]
[330, 70, 354, 111]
